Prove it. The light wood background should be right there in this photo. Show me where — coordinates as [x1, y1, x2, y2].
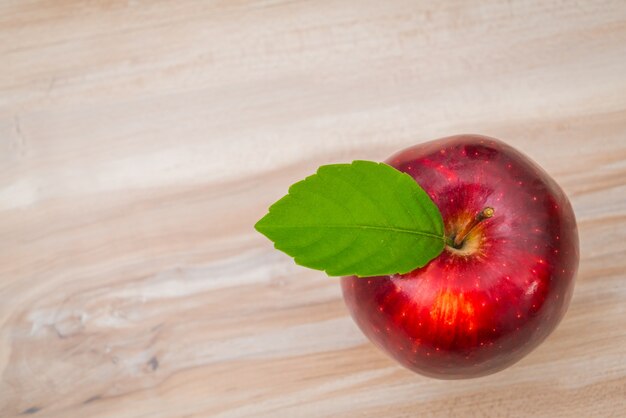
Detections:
[1, 1, 625, 417]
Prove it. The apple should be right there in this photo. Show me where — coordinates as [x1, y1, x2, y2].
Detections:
[341, 135, 579, 379]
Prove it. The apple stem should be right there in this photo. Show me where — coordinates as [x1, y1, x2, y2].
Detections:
[452, 207, 494, 248]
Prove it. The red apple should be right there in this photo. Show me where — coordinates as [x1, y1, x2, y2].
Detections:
[341, 135, 579, 378]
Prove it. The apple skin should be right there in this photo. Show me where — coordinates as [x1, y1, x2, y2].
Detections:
[341, 135, 579, 379]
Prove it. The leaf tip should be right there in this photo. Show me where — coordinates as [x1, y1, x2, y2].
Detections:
[254, 213, 270, 235]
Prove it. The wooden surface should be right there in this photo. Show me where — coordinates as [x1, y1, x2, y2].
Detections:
[1, 1, 625, 417]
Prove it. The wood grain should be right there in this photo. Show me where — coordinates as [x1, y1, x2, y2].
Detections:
[1, 0, 625, 417]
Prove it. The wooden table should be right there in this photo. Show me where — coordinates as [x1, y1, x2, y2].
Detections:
[1, 1, 625, 417]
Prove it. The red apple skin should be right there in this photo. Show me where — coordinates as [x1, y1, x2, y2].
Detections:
[341, 135, 579, 379]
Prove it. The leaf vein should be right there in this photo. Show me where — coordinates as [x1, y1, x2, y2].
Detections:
[261, 224, 443, 241]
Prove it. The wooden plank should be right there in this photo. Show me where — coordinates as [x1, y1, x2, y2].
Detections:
[1, 0, 625, 416]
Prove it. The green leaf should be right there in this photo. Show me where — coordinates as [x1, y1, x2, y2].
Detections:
[255, 160, 445, 277]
